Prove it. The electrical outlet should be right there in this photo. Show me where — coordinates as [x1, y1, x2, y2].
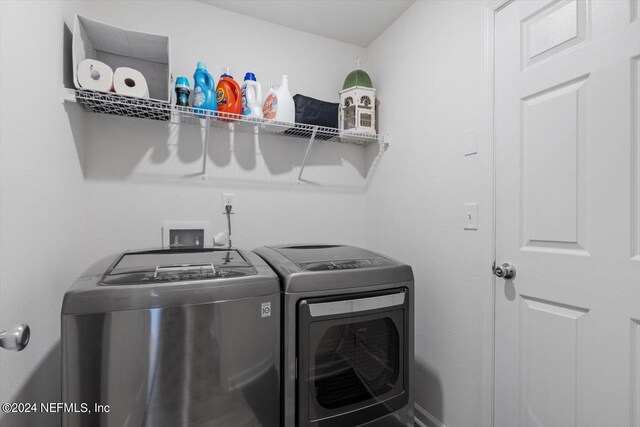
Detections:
[222, 193, 234, 211]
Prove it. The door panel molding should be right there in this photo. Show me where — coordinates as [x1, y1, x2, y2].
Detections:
[521, 0, 587, 69]
[519, 295, 588, 427]
[520, 74, 589, 255]
[520, 294, 589, 318]
[633, 56, 640, 260]
[632, 318, 640, 427]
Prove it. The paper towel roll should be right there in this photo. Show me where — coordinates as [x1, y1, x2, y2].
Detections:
[113, 67, 149, 98]
[77, 59, 114, 92]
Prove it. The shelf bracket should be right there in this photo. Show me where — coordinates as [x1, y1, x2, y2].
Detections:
[60, 87, 77, 104]
[201, 116, 211, 179]
[298, 127, 318, 181]
[365, 135, 390, 188]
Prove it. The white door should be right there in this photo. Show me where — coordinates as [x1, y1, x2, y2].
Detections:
[494, 1, 640, 426]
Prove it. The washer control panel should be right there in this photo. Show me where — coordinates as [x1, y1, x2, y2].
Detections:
[101, 267, 255, 285]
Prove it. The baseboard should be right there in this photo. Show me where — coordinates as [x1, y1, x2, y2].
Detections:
[414, 403, 446, 427]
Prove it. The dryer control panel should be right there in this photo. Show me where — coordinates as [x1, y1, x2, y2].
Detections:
[268, 244, 397, 272]
[300, 258, 394, 271]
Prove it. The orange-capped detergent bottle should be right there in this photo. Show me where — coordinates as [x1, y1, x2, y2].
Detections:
[216, 68, 242, 120]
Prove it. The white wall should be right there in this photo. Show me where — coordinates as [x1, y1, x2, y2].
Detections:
[366, 1, 490, 426]
[74, 0, 370, 261]
[0, 1, 369, 425]
[0, 2, 86, 426]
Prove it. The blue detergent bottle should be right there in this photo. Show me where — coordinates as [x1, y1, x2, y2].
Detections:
[193, 61, 217, 114]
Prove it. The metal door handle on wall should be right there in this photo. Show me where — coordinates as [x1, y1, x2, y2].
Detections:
[0, 324, 30, 351]
[494, 262, 516, 279]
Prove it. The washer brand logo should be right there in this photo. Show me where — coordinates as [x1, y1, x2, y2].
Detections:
[261, 302, 271, 318]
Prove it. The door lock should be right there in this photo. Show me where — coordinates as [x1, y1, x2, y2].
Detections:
[494, 262, 516, 279]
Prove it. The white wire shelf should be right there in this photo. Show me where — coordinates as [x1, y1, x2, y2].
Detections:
[74, 89, 385, 145]
[74, 89, 171, 121]
[71, 89, 389, 181]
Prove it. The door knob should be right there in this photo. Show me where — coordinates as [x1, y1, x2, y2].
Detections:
[494, 262, 516, 279]
[0, 324, 30, 351]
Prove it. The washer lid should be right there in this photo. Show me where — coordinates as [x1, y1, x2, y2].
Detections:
[270, 244, 395, 271]
[102, 248, 256, 285]
[62, 248, 279, 315]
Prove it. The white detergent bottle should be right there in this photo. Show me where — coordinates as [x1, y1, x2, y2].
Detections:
[262, 82, 277, 120]
[275, 75, 295, 124]
[242, 72, 263, 119]
[263, 75, 295, 125]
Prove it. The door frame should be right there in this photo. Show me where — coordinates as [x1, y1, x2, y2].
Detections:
[481, 1, 512, 427]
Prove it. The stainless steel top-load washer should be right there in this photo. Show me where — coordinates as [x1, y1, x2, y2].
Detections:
[62, 248, 281, 427]
[253, 244, 414, 427]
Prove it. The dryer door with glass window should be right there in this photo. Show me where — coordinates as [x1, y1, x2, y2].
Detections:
[297, 288, 409, 427]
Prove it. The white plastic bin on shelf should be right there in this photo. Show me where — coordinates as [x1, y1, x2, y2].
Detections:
[72, 14, 171, 102]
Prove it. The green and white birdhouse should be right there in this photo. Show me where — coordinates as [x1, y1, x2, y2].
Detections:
[339, 58, 376, 136]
